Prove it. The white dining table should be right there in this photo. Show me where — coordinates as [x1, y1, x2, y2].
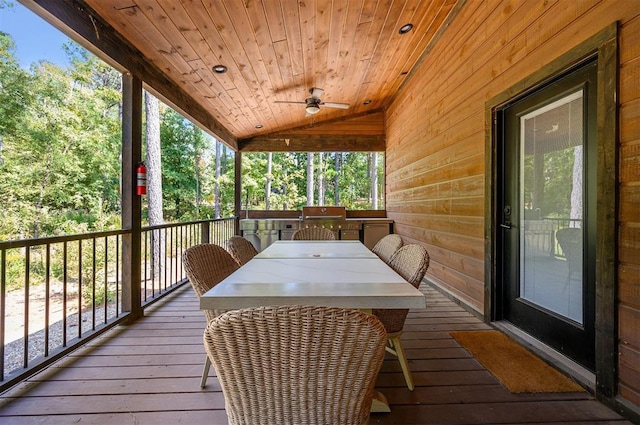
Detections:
[254, 240, 379, 259]
[200, 241, 424, 311]
[200, 240, 426, 412]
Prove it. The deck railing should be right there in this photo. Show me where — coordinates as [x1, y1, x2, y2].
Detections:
[0, 217, 236, 392]
[523, 217, 582, 257]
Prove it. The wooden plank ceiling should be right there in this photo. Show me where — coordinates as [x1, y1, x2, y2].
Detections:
[39, 0, 459, 151]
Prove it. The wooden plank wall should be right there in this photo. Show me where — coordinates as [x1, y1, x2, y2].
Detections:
[385, 0, 640, 410]
[618, 2, 640, 409]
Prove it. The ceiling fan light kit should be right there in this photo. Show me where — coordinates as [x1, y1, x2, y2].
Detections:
[305, 103, 321, 115]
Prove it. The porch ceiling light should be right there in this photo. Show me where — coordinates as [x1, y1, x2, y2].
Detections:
[399, 23, 413, 34]
[212, 64, 227, 74]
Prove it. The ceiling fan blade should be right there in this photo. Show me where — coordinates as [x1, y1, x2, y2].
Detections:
[321, 102, 350, 109]
[274, 100, 307, 104]
[310, 87, 324, 99]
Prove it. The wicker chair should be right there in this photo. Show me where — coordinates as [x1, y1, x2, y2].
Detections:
[372, 244, 429, 391]
[182, 243, 240, 388]
[225, 235, 258, 266]
[371, 234, 403, 263]
[204, 305, 387, 425]
[291, 226, 336, 240]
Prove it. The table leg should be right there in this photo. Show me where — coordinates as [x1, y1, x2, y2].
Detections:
[371, 390, 391, 412]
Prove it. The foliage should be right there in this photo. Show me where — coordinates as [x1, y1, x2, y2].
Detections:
[0, 39, 122, 239]
[542, 148, 575, 218]
[0, 32, 30, 137]
[0, 33, 237, 240]
[159, 108, 205, 219]
[242, 151, 384, 210]
[157, 108, 236, 220]
[523, 146, 576, 219]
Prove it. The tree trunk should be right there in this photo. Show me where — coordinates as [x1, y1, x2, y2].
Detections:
[282, 168, 288, 210]
[145, 91, 164, 281]
[265, 152, 272, 210]
[282, 154, 289, 210]
[195, 153, 201, 214]
[215, 139, 221, 218]
[306, 153, 314, 206]
[33, 147, 53, 238]
[570, 146, 583, 227]
[317, 152, 324, 205]
[334, 153, 340, 206]
[371, 152, 379, 209]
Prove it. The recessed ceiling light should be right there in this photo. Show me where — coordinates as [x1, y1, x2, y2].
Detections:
[255, 124, 263, 129]
[363, 100, 372, 105]
[212, 64, 227, 73]
[399, 23, 413, 34]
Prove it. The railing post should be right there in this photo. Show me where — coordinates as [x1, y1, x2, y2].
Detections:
[201, 221, 210, 244]
[121, 74, 143, 321]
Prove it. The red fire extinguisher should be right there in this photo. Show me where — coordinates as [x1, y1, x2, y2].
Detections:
[136, 162, 147, 195]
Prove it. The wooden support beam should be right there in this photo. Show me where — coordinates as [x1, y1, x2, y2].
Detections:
[239, 135, 385, 152]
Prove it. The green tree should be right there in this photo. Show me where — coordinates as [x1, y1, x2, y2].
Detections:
[0, 37, 122, 240]
[543, 148, 575, 218]
[242, 152, 267, 210]
[159, 108, 207, 220]
[340, 152, 371, 208]
[208, 141, 235, 217]
[240, 151, 384, 211]
[65, 44, 122, 216]
[0, 32, 30, 137]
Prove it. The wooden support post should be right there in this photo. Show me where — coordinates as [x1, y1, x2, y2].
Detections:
[121, 74, 143, 321]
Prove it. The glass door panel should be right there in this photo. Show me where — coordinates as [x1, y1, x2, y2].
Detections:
[519, 91, 584, 324]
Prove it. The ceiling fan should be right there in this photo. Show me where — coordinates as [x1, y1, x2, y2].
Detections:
[274, 87, 350, 115]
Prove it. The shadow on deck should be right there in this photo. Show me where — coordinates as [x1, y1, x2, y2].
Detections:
[0, 284, 632, 424]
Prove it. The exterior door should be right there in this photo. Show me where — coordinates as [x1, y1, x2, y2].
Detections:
[498, 60, 597, 370]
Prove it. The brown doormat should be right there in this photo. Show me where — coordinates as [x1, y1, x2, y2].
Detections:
[450, 330, 585, 393]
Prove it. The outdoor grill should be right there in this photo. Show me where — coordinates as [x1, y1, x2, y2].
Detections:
[240, 206, 392, 251]
[301, 206, 361, 239]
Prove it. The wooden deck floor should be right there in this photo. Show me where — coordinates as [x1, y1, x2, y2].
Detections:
[0, 284, 633, 424]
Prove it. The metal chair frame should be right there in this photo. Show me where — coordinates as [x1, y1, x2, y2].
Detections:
[182, 243, 239, 388]
[372, 243, 430, 391]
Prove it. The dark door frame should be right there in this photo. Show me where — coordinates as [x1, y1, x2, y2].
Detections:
[484, 24, 618, 399]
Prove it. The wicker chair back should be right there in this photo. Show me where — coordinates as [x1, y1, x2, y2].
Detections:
[226, 236, 258, 266]
[291, 227, 336, 240]
[204, 305, 387, 425]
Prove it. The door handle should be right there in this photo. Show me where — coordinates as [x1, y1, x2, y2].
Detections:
[500, 222, 512, 229]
